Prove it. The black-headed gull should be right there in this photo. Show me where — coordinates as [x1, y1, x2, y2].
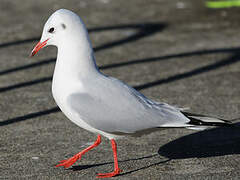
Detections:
[30, 9, 231, 178]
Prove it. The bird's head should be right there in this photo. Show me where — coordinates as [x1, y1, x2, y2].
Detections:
[30, 9, 83, 57]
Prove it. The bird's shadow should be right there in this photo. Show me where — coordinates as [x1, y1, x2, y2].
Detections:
[158, 123, 240, 159]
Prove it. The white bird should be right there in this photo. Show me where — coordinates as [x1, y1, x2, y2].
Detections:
[31, 9, 232, 178]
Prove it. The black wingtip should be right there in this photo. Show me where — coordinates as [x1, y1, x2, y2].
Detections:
[181, 111, 233, 127]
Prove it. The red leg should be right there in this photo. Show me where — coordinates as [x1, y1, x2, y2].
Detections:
[56, 135, 101, 168]
[97, 139, 122, 178]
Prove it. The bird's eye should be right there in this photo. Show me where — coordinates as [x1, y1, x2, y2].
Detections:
[48, 27, 55, 33]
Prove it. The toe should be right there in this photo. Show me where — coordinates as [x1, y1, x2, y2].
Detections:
[58, 160, 67, 163]
[96, 169, 121, 178]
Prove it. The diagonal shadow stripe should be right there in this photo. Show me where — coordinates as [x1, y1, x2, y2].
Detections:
[0, 38, 40, 48]
[100, 47, 240, 69]
[0, 107, 60, 126]
[0, 58, 55, 76]
[0, 77, 52, 93]
[134, 53, 240, 90]
[93, 23, 164, 52]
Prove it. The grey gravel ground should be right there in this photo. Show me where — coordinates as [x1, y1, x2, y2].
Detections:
[0, 0, 240, 179]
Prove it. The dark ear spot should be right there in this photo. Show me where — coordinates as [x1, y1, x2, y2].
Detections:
[61, 23, 66, 29]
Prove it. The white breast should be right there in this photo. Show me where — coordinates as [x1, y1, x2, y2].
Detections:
[52, 73, 121, 139]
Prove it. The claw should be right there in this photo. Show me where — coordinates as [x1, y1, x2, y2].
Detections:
[56, 155, 81, 168]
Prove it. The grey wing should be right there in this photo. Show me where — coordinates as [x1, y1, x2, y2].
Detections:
[67, 78, 190, 134]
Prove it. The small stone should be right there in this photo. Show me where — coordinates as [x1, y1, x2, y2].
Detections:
[176, 2, 185, 9]
[32, 157, 39, 160]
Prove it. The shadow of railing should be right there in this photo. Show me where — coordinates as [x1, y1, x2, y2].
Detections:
[1, 45, 240, 77]
[1, 23, 240, 126]
[0, 58, 55, 76]
[100, 47, 240, 69]
[0, 38, 40, 48]
[0, 107, 59, 126]
[0, 23, 166, 77]
[0, 47, 240, 93]
[0, 23, 166, 49]
[1, 47, 240, 125]
[135, 52, 240, 90]
[92, 23, 165, 52]
[70, 153, 170, 176]
[0, 77, 52, 93]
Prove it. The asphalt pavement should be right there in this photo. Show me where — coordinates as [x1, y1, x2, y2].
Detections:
[0, 0, 240, 179]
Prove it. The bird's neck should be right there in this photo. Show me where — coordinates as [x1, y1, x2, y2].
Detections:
[55, 33, 99, 80]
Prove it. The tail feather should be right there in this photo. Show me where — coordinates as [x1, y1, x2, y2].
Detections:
[181, 111, 233, 127]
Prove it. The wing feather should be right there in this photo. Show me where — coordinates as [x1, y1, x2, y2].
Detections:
[67, 76, 190, 133]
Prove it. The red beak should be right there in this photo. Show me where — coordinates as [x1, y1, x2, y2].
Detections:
[30, 39, 49, 57]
